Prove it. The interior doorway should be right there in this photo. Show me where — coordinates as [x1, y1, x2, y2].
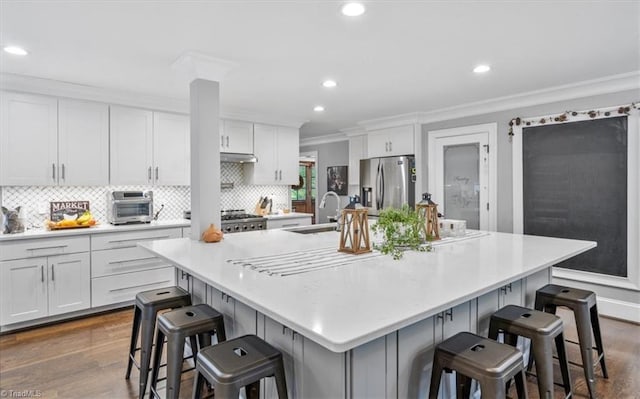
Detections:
[291, 160, 317, 224]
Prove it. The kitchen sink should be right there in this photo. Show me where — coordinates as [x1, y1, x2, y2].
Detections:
[284, 224, 338, 234]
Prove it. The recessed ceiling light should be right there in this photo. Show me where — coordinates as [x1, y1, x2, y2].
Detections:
[322, 80, 337, 88]
[341, 2, 365, 17]
[473, 64, 491, 73]
[314, 105, 325, 112]
[3, 46, 28, 56]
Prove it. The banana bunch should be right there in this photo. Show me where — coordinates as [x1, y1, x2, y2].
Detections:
[46, 211, 97, 229]
[77, 211, 94, 225]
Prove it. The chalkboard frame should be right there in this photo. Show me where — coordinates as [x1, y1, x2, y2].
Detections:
[512, 109, 640, 290]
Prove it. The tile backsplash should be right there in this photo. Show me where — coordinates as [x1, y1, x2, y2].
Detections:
[1, 163, 290, 228]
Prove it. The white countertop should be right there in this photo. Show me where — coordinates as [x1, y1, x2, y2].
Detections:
[262, 212, 313, 220]
[139, 229, 595, 352]
[0, 219, 190, 241]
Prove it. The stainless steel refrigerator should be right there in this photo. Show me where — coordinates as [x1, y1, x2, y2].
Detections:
[360, 156, 416, 215]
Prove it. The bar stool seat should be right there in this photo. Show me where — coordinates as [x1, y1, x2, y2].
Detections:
[428, 331, 528, 399]
[489, 304, 572, 399]
[125, 286, 192, 399]
[535, 284, 607, 399]
[192, 334, 288, 399]
[149, 303, 226, 399]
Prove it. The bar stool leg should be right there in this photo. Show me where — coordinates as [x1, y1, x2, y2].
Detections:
[149, 329, 166, 398]
[166, 333, 186, 399]
[456, 373, 472, 399]
[555, 332, 573, 398]
[192, 370, 205, 399]
[574, 305, 596, 399]
[482, 380, 506, 398]
[274, 357, 289, 399]
[126, 306, 142, 379]
[590, 304, 608, 379]
[189, 336, 199, 365]
[139, 309, 157, 399]
[513, 369, 529, 399]
[428, 353, 444, 399]
[216, 384, 240, 399]
[246, 381, 260, 399]
[531, 336, 554, 399]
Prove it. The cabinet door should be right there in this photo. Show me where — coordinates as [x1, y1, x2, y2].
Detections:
[366, 130, 390, 158]
[263, 317, 295, 399]
[48, 253, 90, 316]
[435, 302, 472, 399]
[0, 92, 57, 186]
[223, 120, 253, 154]
[276, 126, 299, 184]
[300, 335, 346, 399]
[0, 258, 48, 325]
[245, 123, 278, 184]
[499, 279, 523, 307]
[153, 112, 190, 186]
[476, 290, 500, 337]
[58, 99, 109, 185]
[233, 299, 257, 337]
[388, 125, 415, 156]
[109, 106, 153, 185]
[398, 316, 436, 399]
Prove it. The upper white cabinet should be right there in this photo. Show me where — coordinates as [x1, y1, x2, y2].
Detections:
[0, 92, 109, 186]
[220, 119, 253, 154]
[367, 125, 415, 158]
[58, 99, 109, 185]
[110, 106, 189, 186]
[153, 112, 190, 185]
[245, 123, 299, 185]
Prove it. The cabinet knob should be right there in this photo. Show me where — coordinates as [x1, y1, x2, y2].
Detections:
[51, 264, 55, 281]
[61, 164, 65, 180]
[148, 167, 152, 182]
[155, 167, 159, 181]
[41, 265, 44, 283]
[226, 136, 229, 147]
[52, 163, 56, 181]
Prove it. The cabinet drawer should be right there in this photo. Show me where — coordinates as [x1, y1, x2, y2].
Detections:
[267, 217, 312, 229]
[91, 228, 181, 250]
[91, 246, 173, 278]
[0, 236, 90, 261]
[91, 266, 175, 307]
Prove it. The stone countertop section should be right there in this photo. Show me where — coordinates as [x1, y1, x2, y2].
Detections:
[139, 229, 595, 353]
[0, 219, 190, 241]
[262, 212, 313, 220]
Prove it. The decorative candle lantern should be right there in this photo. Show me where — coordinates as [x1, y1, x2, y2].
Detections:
[416, 193, 440, 240]
[338, 197, 372, 254]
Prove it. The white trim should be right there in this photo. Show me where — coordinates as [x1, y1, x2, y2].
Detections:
[513, 109, 640, 291]
[427, 123, 498, 232]
[358, 113, 422, 131]
[300, 132, 347, 147]
[0, 73, 306, 128]
[594, 297, 640, 324]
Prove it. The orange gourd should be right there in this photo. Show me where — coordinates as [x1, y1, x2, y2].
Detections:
[201, 224, 224, 243]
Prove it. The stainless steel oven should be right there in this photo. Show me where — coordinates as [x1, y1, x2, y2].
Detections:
[107, 191, 153, 225]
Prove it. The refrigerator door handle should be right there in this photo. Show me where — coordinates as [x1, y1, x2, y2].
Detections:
[380, 163, 385, 209]
[376, 162, 382, 209]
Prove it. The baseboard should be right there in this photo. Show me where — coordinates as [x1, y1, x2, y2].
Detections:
[597, 297, 640, 324]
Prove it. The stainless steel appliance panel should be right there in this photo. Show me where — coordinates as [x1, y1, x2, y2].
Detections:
[360, 156, 415, 215]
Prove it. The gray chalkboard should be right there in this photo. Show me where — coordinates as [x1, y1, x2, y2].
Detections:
[523, 116, 627, 277]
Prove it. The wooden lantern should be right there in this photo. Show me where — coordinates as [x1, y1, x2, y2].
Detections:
[416, 193, 440, 240]
[338, 208, 372, 254]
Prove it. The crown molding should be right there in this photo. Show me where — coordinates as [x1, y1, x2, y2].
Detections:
[417, 71, 640, 125]
[340, 126, 367, 137]
[171, 51, 236, 83]
[0, 73, 306, 128]
[358, 112, 422, 131]
[299, 132, 347, 147]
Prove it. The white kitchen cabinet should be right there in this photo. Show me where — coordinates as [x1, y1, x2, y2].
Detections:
[220, 119, 253, 154]
[398, 316, 437, 399]
[367, 125, 415, 158]
[208, 284, 257, 340]
[266, 215, 312, 229]
[58, 99, 109, 185]
[348, 134, 366, 195]
[0, 251, 90, 325]
[110, 106, 153, 185]
[153, 112, 190, 185]
[0, 92, 57, 186]
[245, 123, 299, 185]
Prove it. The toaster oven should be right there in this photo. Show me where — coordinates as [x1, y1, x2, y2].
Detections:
[106, 191, 153, 225]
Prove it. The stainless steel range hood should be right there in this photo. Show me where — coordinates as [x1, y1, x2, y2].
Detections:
[220, 152, 257, 163]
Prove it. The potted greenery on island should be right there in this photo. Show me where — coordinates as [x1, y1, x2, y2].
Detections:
[370, 205, 433, 260]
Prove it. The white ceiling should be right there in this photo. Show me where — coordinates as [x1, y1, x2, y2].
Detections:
[1, 1, 638, 138]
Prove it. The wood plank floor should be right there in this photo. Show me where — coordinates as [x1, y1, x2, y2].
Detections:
[0, 308, 638, 398]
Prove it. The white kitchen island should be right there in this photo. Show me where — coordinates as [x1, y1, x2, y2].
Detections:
[140, 228, 595, 399]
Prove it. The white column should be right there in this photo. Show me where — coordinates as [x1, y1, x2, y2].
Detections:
[190, 79, 221, 240]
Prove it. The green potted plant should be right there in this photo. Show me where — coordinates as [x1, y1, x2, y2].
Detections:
[371, 205, 433, 259]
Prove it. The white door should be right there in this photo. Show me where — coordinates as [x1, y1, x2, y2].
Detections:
[0, 92, 58, 186]
[109, 106, 153, 185]
[153, 112, 190, 186]
[58, 99, 109, 186]
[276, 126, 300, 184]
[428, 124, 497, 231]
[48, 253, 91, 316]
[223, 120, 254, 154]
[0, 258, 48, 325]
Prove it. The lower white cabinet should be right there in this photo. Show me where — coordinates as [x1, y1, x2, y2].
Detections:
[266, 216, 312, 229]
[91, 267, 175, 307]
[0, 252, 90, 325]
[208, 284, 257, 339]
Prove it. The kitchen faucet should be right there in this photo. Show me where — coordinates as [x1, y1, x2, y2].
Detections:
[319, 191, 342, 231]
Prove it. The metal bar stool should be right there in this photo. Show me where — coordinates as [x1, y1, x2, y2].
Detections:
[489, 304, 572, 399]
[149, 303, 226, 399]
[192, 334, 288, 399]
[428, 331, 528, 399]
[125, 286, 192, 399]
[534, 284, 608, 399]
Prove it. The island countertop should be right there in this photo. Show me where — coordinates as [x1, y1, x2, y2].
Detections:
[139, 229, 595, 352]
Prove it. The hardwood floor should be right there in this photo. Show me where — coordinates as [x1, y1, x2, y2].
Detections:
[0, 308, 638, 398]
